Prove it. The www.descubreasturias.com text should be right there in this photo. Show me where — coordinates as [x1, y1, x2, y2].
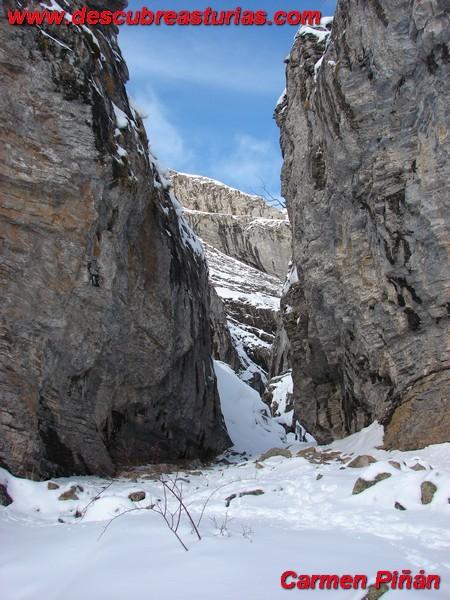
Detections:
[7, 6, 323, 27]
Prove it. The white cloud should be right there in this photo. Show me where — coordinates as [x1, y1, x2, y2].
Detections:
[130, 87, 193, 170]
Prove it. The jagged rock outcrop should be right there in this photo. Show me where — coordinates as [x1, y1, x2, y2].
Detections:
[0, 0, 229, 479]
[171, 172, 291, 279]
[276, 2, 450, 449]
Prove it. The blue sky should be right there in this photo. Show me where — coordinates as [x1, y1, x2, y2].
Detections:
[119, 1, 336, 197]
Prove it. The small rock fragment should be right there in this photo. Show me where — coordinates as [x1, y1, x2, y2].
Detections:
[128, 491, 146, 502]
[411, 463, 426, 471]
[225, 493, 237, 507]
[316, 474, 323, 480]
[347, 455, 377, 468]
[260, 447, 291, 461]
[394, 501, 406, 511]
[297, 447, 317, 458]
[388, 461, 401, 470]
[0, 484, 13, 506]
[362, 583, 389, 599]
[352, 473, 392, 495]
[319, 450, 344, 463]
[241, 489, 264, 498]
[421, 481, 437, 505]
[225, 489, 264, 507]
[58, 486, 79, 501]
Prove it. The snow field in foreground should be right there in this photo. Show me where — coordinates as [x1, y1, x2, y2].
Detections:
[1, 363, 449, 599]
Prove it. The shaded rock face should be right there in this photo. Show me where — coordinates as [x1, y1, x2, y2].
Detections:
[0, 0, 229, 479]
[209, 286, 241, 374]
[171, 172, 291, 279]
[276, 1, 450, 449]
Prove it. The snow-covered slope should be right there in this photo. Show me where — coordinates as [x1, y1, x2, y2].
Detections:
[214, 361, 286, 455]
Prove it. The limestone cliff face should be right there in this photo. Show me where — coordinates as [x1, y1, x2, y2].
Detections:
[276, 1, 449, 449]
[0, 0, 229, 478]
[171, 172, 291, 279]
[170, 172, 288, 393]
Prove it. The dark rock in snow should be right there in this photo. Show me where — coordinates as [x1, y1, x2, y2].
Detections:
[58, 486, 80, 501]
[128, 491, 146, 502]
[388, 461, 402, 470]
[411, 463, 427, 471]
[225, 489, 265, 507]
[421, 481, 437, 505]
[260, 448, 292, 461]
[352, 473, 392, 495]
[296, 447, 318, 459]
[0, 484, 13, 507]
[347, 455, 377, 468]
[362, 584, 389, 600]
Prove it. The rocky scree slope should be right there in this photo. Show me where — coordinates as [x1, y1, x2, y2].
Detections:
[0, 0, 229, 479]
[275, 1, 450, 450]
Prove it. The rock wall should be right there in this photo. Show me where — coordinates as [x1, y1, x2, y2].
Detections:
[171, 172, 291, 279]
[209, 285, 241, 374]
[276, 1, 450, 449]
[0, 0, 229, 479]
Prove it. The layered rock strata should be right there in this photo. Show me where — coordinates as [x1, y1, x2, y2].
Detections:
[276, 2, 449, 449]
[0, 0, 229, 478]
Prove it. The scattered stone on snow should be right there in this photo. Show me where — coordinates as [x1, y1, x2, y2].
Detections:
[128, 491, 146, 502]
[260, 448, 292, 461]
[0, 484, 13, 506]
[421, 481, 437, 505]
[352, 473, 392, 495]
[225, 489, 265, 507]
[58, 486, 80, 501]
[347, 455, 377, 468]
